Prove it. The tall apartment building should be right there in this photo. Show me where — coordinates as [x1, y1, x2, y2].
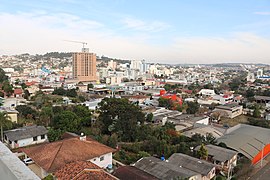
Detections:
[72, 48, 97, 82]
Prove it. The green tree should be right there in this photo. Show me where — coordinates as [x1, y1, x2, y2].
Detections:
[158, 98, 173, 109]
[87, 83, 94, 90]
[253, 105, 261, 118]
[197, 144, 208, 160]
[186, 101, 199, 114]
[146, 113, 153, 122]
[52, 111, 80, 132]
[16, 105, 37, 120]
[23, 89, 30, 100]
[2, 81, 13, 97]
[52, 87, 66, 96]
[97, 98, 145, 142]
[39, 106, 53, 126]
[47, 128, 63, 142]
[0, 112, 11, 142]
[0, 68, 8, 83]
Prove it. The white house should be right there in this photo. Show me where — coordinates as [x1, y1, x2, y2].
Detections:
[213, 104, 243, 119]
[4, 125, 48, 149]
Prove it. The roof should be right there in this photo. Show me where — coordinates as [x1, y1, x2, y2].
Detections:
[113, 166, 158, 180]
[55, 161, 117, 180]
[0, 141, 40, 180]
[22, 137, 116, 173]
[218, 124, 270, 160]
[14, 88, 23, 94]
[215, 103, 242, 110]
[254, 96, 270, 101]
[168, 153, 215, 176]
[195, 144, 237, 162]
[134, 157, 200, 179]
[73, 169, 118, 180]
[4, 125, 48, 141]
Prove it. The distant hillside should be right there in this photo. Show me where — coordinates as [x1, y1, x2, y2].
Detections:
[43, 52, 72, 58]
[97, 55, 130, 64]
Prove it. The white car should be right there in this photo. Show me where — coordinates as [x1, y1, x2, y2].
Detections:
[23, 158, 34, 165]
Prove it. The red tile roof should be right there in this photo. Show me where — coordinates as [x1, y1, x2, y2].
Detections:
[55, 161, 117, 180]
[14, 88, 23, 94]
[22, 137, 116, 173]
[73, 169, 118, 180]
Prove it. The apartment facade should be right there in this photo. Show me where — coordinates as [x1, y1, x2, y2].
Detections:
[72, 50, 97, 82]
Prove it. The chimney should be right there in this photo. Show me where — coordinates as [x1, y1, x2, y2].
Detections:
[80, 133, 86, 141]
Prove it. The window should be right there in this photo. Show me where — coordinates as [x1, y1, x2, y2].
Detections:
[93, 158, 96, 161]
[100, 156, 104, 161]
[33, 136, 37, 141]
[41, 135, 45, 139]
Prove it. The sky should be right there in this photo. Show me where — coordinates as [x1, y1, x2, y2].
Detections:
[1, 0, 270, 64]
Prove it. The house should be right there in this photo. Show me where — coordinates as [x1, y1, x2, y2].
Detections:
[22, 136, 116, 178]
[195, 144, 238, 171]
[213, 104, 243, 119]
[168, 153, 216, 180]
[14, 88, 23, 98]
[55, 161, 118, 180]
[198, 89, 216, 97]
[134, 156, 201, 180]
[4, 125, 48, 149]
[0, 141, 40, 180]
[113, 166, 158, 180]
[0, 107, 19, 123]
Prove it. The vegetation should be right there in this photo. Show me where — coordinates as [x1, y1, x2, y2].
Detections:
[0, 112, 12, 141]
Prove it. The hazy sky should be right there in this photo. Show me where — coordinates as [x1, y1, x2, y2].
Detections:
[1, 0, 270, 64]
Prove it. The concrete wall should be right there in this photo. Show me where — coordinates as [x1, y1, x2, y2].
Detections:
[89, 152, 113, 168]
[7, 134, 48, 149]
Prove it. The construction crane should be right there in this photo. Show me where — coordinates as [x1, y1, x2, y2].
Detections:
[63, 40, 88, 49]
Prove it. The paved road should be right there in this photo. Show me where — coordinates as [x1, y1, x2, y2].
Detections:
[251, 162, 270, 180]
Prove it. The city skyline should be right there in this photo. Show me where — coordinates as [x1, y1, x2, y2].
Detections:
[1, 0, 270, 64]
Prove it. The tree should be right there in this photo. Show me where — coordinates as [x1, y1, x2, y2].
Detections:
[52, 111, 80, 132]
[0, 112, 11, 142]
[87, 83, 94, 90]
[253, 105, 261, 118]
[158, 98, 173, 109]
[197, 144, 208, 160]
[2, 81, 13, 97]
[146, 113, 153, 122]
[23, 89, 30, 100]
[0, 91, 4, 98]
[97, 98, 145, 142]
[16, 105, 37, 120]
[186, 101, 199, 114]
[0, 68, 8, 83]
[47, 128, 63, 142]
[39, 106, 53, 126]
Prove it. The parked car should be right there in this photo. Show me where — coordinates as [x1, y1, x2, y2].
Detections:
[23, 158, 34, 165]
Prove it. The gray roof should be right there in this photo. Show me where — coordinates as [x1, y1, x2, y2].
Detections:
[218, 124, 270, 160]
[168, 153, 215, 176]
[195, 144, 237, 162]
[4, 125, 48, 141]
[134, 157, 200, 179]
[215, 103, 241, 110]
[0, 141, 40, 180]
[254, 96, 270, 101]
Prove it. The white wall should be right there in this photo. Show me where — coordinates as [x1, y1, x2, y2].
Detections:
[196, 117, 209, 125]
[8, 135, 48, 149]
[89, 152, 113, 168]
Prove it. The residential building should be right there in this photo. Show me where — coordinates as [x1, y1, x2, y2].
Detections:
[72, 49, 97, 82]
[134, 156, 201, 180]
[4, 125, 48, 149]
[55, 161, 118, 180]
[113, 166, 158, 180]
[168, 153, 216, 180]
[0, 107, 19, 123]
[22, 136, 115, 178]
[213, 104, 243, 119]
[195, 144, 238, 171]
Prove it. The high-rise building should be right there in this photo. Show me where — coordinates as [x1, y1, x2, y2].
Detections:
[72, 48, 97, 82]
